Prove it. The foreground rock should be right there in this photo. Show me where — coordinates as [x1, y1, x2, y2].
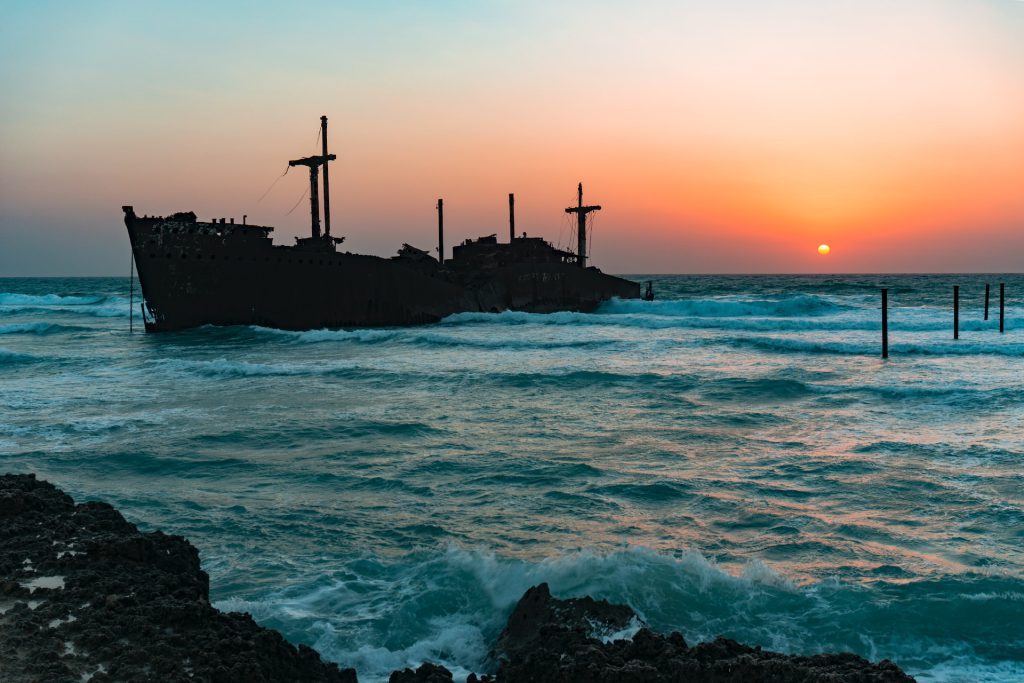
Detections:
[388, 583, 915, 681]
[0, 473, 355, 683]
[487, 583, 915, 682]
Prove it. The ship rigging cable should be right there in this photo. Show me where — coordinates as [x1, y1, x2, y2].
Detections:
[285, 186, 310, 216]
[255, 165, 290, 204]
[587, 212, 594, 260]
[259, 123, 321, 215]
[128, 251, 134, 334]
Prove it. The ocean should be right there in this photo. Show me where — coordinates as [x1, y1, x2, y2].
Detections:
[1, 274, 1022, 682]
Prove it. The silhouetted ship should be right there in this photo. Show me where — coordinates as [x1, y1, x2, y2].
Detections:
[123, 116, 640, 332]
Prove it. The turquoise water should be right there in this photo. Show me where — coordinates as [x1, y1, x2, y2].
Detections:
[2, 275, 1023, 681]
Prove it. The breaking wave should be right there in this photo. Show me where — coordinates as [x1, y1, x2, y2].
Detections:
[212, 545, 1024, 683]
[0, 292, 130, 318]
[249, 325, 618, 350]
[443, 303, 1021, 335]
[0, 322, 83, 335]
[599, 295, 853, 317]
[0, 293, 108, 306]
[149, 357, 361, 379]
[721, 335, 1024, 356]
[250, 326, 400, 344]
[0, 347, 36, 365]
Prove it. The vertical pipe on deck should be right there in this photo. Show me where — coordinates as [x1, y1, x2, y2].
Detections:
[437, 198, 444, 265]
[509, 193, 515, 243]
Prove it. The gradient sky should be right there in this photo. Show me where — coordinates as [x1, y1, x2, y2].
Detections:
[2, 0, 1023, 275]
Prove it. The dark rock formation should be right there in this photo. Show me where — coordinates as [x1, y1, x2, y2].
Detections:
[488, 582, 915, 682]
[389, 661, 456, 682]
[0, 473, 355, 683]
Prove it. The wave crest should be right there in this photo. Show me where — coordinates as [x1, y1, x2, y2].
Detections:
[0, 292, 130, 318]
[0, 347, 36, 365]
[600, 295, 851, 318]
[212, 545, 1023, 682]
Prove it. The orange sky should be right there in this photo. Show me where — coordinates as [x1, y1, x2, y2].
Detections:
[1, 0, 1023, 274]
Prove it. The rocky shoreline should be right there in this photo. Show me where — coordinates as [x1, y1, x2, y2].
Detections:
[1, 474, 915, 682]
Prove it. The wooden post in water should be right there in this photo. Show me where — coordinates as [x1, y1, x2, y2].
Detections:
[881, 288, 888, 359]
[1000, 283, 1005, 333]
[953, 285, 959, 339]
[984, 283, 990, 321]
[436, 198, 444, 265]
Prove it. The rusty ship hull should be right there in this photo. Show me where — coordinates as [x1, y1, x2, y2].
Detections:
[124, 211, 639, 332]
[123, 115, 639, 332]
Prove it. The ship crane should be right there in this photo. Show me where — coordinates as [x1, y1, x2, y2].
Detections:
[564, 183, 601, 268]
[289, 116, 341, 244]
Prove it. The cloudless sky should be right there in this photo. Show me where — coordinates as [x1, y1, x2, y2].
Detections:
[2, 0, 1023, 275]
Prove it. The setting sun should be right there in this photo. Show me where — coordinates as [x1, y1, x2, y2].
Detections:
[818, 244, 831, 255]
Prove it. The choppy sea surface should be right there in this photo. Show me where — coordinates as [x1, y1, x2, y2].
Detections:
[2, 275, 1023, 682]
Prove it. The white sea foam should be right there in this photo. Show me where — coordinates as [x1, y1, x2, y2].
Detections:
[0, 293, 105, 306]
[723, 334, 1024, 356]
[251, 326, 400, 344]
[48, 614, 77, 628]
[0, 322, 62, 335]
[80, 664, 107, 682]
[599, 295, 851, 317]
[213, 544, 1021, 682]
[22, 575, 65, 592]
[151, 357, 358, 378]
[440, 302, 1021, 340]
[589, 615, 643, 643]
[0, 292, 129, 318]
[214, 545, 809, 682]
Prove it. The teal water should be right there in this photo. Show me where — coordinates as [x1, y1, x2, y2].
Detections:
[2, 275, 1023, 681]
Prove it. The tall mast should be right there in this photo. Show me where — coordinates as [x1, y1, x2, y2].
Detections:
[288, 117, 336, 240]
[564, 182, 601, 268]
[320, 115, 331, 238]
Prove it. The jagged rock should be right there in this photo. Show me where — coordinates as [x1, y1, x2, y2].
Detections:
[389, 661, 455, 682]
[0, 473, 356, 683]
[489, 582, 916, 682]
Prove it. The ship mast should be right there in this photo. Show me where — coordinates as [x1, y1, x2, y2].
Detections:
[564, 182, 601, 268]
[320, 116, 332, 238]
[288, 116, 336, 240]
